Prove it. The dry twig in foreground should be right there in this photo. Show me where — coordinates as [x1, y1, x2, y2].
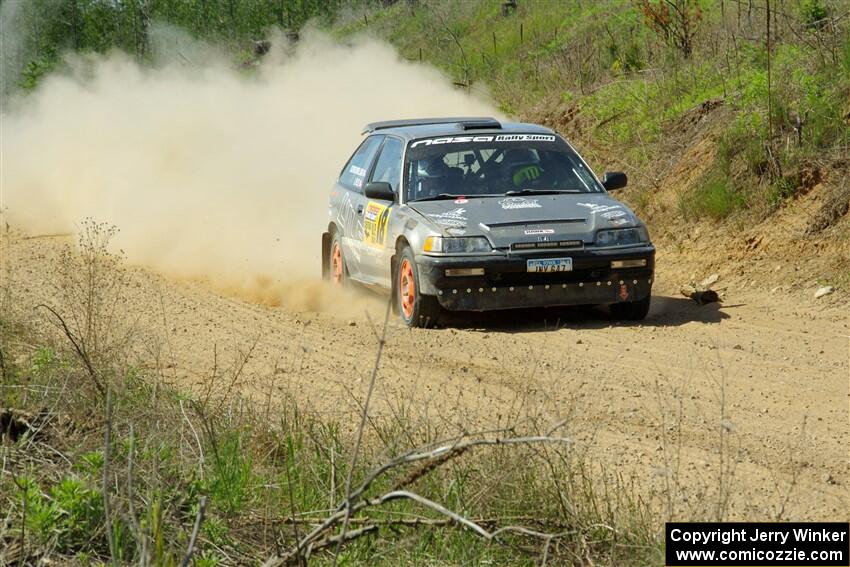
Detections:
[262, 431, 573, 566]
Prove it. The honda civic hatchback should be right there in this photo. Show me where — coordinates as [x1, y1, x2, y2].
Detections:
[322, 117, 655, 327]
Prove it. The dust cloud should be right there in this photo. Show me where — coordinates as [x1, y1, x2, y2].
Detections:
[0, 27, 498, 313]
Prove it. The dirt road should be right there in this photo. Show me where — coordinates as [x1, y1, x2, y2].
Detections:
[2, 232, 847, 521]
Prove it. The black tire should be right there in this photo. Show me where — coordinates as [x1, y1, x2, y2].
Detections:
[610, 294, 651, 321]
[396, 247, 441, 328]
[328, 232, 348, 286]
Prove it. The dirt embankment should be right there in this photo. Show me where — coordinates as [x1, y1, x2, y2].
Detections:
[528, 97, 850, 296]
[2, 231, 847, 522]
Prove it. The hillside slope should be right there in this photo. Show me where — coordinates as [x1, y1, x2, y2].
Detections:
[332, 0, 850, 292]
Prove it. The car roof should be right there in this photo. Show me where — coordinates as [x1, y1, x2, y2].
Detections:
[361, 117, 556, 141]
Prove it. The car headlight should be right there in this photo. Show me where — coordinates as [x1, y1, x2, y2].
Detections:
[423, 236, 492, 254]
[595, 227, 648, 246]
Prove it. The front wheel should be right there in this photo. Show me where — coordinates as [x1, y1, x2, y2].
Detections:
[397, 247, 441, 328]
[610, 294, 651, 321]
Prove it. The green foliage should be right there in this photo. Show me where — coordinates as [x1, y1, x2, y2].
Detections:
[195, 550, 224, 567]
[22, 474, 106, 553]
[145, 493, 176, 566]
[7, 0, 348, 91]
[843, 35, 850, 74]
[611, 40, 645, 72]
[20, 476, 55, 543]
[771, 44, 848, 149]
[722, 117, 766, 175]
[680, 168, 746, 221]
[75, 450, 104, 475]
[800, 0, 829, 28]
[18, 56, 59, 91]
[30, 346, 59, 376]
[206, 431, 254, 516]
[766, 176, 799, 208]
[202, 514, 230, 547]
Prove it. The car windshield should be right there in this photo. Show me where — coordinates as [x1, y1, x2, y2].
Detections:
[404, 135, 604, 202]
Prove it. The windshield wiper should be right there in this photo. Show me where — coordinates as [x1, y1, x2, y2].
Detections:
[504, 188, 581, 196]
[414, 193, 466, 201]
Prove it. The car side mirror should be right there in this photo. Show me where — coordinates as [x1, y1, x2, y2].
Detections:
[364, 181, 395, 201]
[602, 171, 628, 191]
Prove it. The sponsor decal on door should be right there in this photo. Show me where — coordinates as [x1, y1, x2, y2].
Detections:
[364, 201, 390, 247]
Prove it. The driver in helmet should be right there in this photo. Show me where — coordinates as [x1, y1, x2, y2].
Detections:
[502, 149, 544, 187]
[417, 156, 461, 198]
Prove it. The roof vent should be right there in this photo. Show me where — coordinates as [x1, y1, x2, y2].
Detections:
[459, 118, 502, 130]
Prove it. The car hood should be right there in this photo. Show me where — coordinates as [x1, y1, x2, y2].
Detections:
[407, 193, 640, 248]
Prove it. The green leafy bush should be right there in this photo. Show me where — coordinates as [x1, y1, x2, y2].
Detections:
[800, 0, 829, 28]
[22, 475, 106, 553]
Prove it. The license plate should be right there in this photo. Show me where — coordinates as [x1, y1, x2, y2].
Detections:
[526, 258, 573, 273]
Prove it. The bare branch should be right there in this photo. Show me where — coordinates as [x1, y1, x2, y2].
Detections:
[35, 304, 105, 396]
[262, 432, 572, 566]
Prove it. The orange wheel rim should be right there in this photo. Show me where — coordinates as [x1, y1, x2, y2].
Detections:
[331, 242, 343, 284]
[399, 259, 415, 319]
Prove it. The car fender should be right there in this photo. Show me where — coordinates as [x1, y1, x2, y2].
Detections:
[395, 205, 441, 256]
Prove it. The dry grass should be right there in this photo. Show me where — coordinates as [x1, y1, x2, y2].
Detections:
[0, 223, 662, 566]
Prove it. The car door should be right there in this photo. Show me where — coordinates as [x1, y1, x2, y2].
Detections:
[334, 135, 384, 281]
[359, 136, 403, 285]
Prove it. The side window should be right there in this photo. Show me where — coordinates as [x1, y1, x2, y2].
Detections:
[370, 137, 404, 193]
[339, 135, 384, 191]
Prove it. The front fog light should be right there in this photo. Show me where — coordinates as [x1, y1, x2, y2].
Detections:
[446, 268, 485, 277]
[611, 259, 647, 269]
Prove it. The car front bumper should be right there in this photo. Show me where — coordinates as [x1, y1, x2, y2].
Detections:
[416, 245, 655, 311]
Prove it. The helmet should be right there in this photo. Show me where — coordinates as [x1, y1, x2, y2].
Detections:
[416, 156, 463, 197]
[420, 156, 451, 177]
[502, 149, 542, 187]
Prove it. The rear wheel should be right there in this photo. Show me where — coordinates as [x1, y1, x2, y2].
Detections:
[610, 294, 651, 321]
[397, 247, 441, 327]
[329, 233, 347, 286]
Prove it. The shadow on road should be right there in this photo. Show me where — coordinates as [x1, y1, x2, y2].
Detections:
[439, 294, 732, 333]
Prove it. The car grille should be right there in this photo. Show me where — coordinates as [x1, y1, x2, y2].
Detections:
[509, 240, 584, 252]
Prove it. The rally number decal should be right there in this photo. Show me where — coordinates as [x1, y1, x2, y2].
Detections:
[363, 202, 390, 247]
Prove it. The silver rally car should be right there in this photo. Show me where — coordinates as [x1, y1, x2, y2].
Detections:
[322, 117, 655, 327]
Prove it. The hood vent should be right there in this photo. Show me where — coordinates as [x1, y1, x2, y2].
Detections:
[484, 219, 586, 229]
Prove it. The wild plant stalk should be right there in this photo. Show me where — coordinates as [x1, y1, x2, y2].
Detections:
[103, 386, 117, 566]
[11, 467, 27, 566]
[126, 425, 145, 562]
[331, 298, 392, 566]
[281, 416, 305, 567]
